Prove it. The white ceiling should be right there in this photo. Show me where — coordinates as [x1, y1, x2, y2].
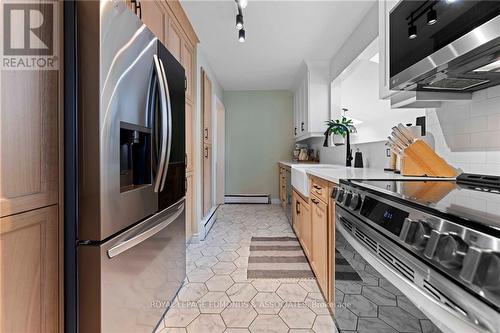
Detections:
[181, 0, 376, 91]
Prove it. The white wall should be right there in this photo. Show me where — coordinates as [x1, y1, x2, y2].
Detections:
[223, 91, 294, 200]
[427, 86, 500, 176]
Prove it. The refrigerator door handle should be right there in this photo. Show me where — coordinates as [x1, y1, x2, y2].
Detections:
[152, 54, 168, 193]
[158, 58, 172, 192]
[107, 202, 185, 258]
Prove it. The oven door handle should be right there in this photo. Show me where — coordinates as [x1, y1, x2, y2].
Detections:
[107, 203, 184, 258]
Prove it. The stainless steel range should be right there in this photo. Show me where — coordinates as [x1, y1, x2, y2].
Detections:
[333, 174, 500, 333]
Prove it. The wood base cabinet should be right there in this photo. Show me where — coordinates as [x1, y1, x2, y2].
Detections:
[292, 176, 335, 306]
[0, 206, 59, 332]
[311, 196, 329, 298]
[292, 190, 312, 259]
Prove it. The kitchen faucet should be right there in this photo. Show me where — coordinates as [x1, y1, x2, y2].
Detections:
[323, 123, 353, 167]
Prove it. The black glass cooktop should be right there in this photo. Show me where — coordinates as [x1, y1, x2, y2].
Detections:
[349, 179, 500, 233]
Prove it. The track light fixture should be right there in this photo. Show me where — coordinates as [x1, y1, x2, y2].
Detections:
[427, 7, 437, 25]
[408, 24, 417, 39]
[236, 14, 243, 30]
[406, 1, 440, 40]
[239, 29, 246, 43]
[235, 0, 246, 42]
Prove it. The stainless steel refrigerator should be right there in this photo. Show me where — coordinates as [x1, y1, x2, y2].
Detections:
[74, 1, 186, 332]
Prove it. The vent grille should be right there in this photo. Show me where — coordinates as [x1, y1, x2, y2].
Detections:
[422, 77, 489, 90]
[342, 219, 353, 232]
[423, 280, 468, 317]
[351, 223, 415, 282]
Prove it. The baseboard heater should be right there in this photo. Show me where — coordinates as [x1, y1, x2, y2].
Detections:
[225, 194, 271, 204]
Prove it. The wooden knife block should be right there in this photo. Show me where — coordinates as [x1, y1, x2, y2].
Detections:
[400, 140, 458, 178]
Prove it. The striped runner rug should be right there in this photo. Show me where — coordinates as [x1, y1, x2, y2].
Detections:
[335, 249, 362, 281]
[247, 236, 315, 279]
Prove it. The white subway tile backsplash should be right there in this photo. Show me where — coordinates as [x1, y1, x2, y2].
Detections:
[428, 84, 500, 176]
[487, 114, 500, 131]
[486, 85, 500, 99]
[470, 97, 500, 117]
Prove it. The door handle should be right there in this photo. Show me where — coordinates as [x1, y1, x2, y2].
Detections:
[152, 55, 168, 193]
[311, 198, 319, 205]
[107, 202, 184, 258]
[301, 122, 304, 132]
[204, 146, 209, 158]
[294, 127, 297, 136]
[204, 128, 209, 140]
[158, 58, 172, 192]
[296, 201, 300, 214]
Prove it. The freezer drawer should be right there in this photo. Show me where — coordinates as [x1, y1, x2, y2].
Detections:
[79, 199, 186, 333]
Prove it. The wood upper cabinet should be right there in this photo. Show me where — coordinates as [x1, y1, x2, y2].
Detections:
[181, 40, 194, 103]
[139, 0, 166, 42]
[0, 205, 59, 332]
[167, 17, 182, 61]
[311, 196, 329, 297]
[0, 69, 58, 217]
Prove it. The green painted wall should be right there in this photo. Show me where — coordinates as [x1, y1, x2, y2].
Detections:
[223, 91, 294, 199]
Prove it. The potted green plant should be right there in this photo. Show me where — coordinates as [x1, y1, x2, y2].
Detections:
[325, 116, 357, 146]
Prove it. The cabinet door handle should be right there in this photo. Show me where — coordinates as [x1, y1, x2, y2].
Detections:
[204, 147, 208, 158]
[204, 128, 208, 140]
[301, 122, 304, 132]
[311, 198, 319, 205]
[296, 201, 300, 214]
[294, 127, 297, 136]
[131, 0, 142, 19]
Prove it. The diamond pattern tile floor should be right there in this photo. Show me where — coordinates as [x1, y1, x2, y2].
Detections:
[155, 204, 337, 333]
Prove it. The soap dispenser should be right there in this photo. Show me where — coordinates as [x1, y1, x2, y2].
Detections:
[354, 148, 363, 168]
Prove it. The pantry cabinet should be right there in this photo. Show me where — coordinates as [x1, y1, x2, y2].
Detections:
[0, 39, 61, 331]
[293, 61, 330, 141]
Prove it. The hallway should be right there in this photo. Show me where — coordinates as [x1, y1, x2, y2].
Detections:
[155, 204, 337, 333]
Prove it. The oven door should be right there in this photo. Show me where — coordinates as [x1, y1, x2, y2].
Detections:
[335, 206, 500, 333]
[389, 0, 500, 92]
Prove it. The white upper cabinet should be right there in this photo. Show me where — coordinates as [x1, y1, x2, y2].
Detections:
[293, 61, 330, 141]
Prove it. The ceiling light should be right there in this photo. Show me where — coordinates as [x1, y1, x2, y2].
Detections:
[238, 0, 248, 9]
[427, 8, 437, 25]
[236, 14, 243, 30]
[238, 29, 246, 43]
[473, 59, 500, 72]
[408, 25, 417, 39]
[446, 0, 456, 3]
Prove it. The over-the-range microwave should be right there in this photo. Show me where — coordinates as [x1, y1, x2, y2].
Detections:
[390, 0, 500, 92]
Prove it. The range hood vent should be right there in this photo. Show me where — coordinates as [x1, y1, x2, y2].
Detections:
[390, 90, 472, 109]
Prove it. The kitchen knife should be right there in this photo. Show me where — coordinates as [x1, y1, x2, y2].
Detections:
[391, 130, 411, 147]
[388, 136, 406, 152]
[397, 123, 417, 142]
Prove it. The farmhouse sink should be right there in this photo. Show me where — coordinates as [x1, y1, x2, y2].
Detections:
[291, 164, 340, 197]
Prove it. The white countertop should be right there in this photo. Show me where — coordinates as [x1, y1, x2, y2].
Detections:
[278, 161, 319, 167]
[303, 165, 455, 184]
